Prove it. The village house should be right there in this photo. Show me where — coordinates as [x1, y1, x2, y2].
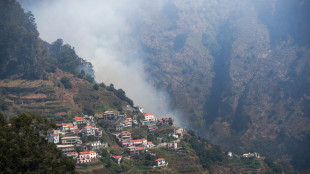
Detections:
[120, 131, 132, 140]
[142, 114, 158, 125]
[154, 158, 168, 167]
[147, 124, 158, 132]
[63, 152, 78, 158]
[128, 146, 139, 155]
[80, 126, 102, 137]
[116, 124, 124, 131]
[61, 136, 82, 145]
[56, 144, 76, 153]
[122, 119, 132, 127]
[103, 110, 117, 121]
[86, 141, 107, 150]
[47, 134, 59, 144]
[167, 142, 178, 150]
[47, 129, 62, 135]
[56, 123, 78, 134]
[160, 117, 173, 125]
[76, 152, 91, 163]
[146, 142, 155, 149]
[130, 138, 147, 147]
[242, 152, 260, 158]
[112, 155, 122, 165]
[138, 147, 145, 153]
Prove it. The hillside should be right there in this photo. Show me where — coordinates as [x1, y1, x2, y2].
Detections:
[1, 0, 308, 173]
[0, 69, 130, 121]
[136, 0, 310, 172]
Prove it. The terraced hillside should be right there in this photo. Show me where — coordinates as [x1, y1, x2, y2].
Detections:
[0, 69, 129, 121]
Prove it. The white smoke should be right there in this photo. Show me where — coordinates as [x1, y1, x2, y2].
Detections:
[20, 0, 182, 126]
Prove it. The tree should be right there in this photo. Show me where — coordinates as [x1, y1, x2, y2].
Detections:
[0, 113, 76, 173]
[93, 84, 99, 91]
[60, 76, 72, 89]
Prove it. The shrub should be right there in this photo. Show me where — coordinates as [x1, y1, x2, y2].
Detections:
[60, 76, 72, 89]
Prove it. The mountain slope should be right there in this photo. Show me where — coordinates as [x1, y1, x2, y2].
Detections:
[136, 0, 310, 171]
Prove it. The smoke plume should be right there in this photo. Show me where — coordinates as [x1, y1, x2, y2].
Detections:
[20, 0, 183, 126]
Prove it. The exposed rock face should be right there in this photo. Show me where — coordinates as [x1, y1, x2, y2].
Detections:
[135, 0, 310, 169]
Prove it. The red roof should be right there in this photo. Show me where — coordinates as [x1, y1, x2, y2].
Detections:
[123, 120, 128, 123]
[141, 138, 146, 141]
[121, 131, 130, 134]
[112, 155, 122, 159]
[144, 114, 154, 116]
[155, 158, 165, 161]
[74, 116, 84, 121]
[147, 142, 153, 144]
[138, 147, 144, 150]
[130, 139, 143, 142]
[84, 126, 94, 129]
[79, 151, 95, 154]
[50, 134, 58, 136]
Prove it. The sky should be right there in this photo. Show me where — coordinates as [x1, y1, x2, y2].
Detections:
[19, 0, 182, 125]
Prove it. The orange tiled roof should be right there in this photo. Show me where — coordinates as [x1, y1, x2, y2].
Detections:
[79, 152, 90, 154]
[155, 158, 165, 161]
[112, 155, 121, 159]
[74, 116, 84, 121]
[130, 139, 142, 143]
[84, 126, 94, 129]
[50, 134, 58, 136]
[147, 142, 153, 144]
[121, 131, 130, 134]
[138, 147, 144, 150]
[141, 138, 146, 140]
[144, 114, 153, 116]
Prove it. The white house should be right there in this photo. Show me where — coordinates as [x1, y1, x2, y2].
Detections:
[47, 134, 59, 144]
[154, 158, 168, 167]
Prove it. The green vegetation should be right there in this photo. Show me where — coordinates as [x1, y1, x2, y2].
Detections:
[184, 131, 224, 169]
[0, 112, 76, 173]
[60, 76, 72, 89]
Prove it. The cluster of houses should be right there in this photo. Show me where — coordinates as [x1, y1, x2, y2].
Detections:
[46, 109, 183, 167]
[45, 115, 107, 164]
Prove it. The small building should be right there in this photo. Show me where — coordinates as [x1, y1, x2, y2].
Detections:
[86, 141, 107, 150]
[63, 152, 78, 158]
[61, 136, 82, 145]
[242, 152, 260, 158]
[112, 155, 122, 165]
[76, 152, 91, 163]
[167, 142, 178, 150]
[128, 146, 139, 155]
[103, 110, 117, 121]
[147, 124, 158, 132]
[80, 126, 96, 136]
[116, 124, 124, 131]
[154, 158, 168, 167]
[146, 142, 155, 149]
[120, 131, 132, 140]
[56, 144, 75, 153]
[47, 134, 59, 144]
[142, 114, 158, 125]
[47, 129, 62, 135]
